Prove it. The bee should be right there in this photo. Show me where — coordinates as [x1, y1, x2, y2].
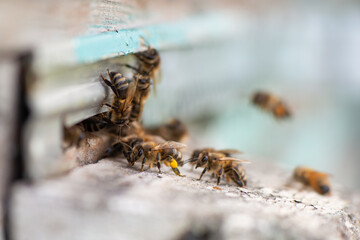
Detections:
[186, 148, 248, 187]
[134, 47, 161, 94]
[104, 135, 144, 161]
[100, 69, 137, 131]
[63, 113, 114, 148]
[130, 70, 152, 122]
[251, 91, 291, 119]
[128, 138, 186, 176]
[146, 118, 188, 142]
[293, 166, 331, 195]
[118, 63, 153, 123]
[77, 113, 114, 132]
[63, 125, 84, 149]
[134, 47, 161, 80]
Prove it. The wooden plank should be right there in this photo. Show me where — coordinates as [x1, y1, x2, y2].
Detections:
[10, 159, 360, 240]
[0, 0, 246, 53]
[33, 11, 245, 75]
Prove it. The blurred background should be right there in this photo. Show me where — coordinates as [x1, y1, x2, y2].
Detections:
[141, 1, 360, 191]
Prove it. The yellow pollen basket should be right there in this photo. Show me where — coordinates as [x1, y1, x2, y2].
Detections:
[170, 158, 178, 169]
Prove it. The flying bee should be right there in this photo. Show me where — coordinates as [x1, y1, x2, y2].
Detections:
[251, 91, 291, 119]
[129, 139, 186, 176]
[146, 118, 188, 142]
[100, 69, 137, 132]
[293, 166, 331, 195]
[186, 149, 248, 187]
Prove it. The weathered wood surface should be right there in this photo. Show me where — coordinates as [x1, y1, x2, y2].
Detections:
[0, 0, 242, 50]
[10, 158, 360, 240]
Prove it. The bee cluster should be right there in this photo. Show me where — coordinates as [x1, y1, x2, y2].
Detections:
[64, 47, 330, 193]
[64, 47, 249, 187]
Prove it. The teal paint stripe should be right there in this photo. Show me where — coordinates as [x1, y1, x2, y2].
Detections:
[75, 30, 141, 63]
[75, 12, 237, 63]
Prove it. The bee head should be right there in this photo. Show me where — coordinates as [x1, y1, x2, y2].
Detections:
[195, 154, 208, 169]
[319, 185, 330, 194]
[252, 91, 269, 104]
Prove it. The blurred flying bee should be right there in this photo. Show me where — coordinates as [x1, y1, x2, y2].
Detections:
[100, 69, 137, 131]
[128, 137, 187, 176]
[293, 166, 331, 195]
[186, 148, 248, 187]
[251, 91, 291, 119]
[146, 118, 188, 142]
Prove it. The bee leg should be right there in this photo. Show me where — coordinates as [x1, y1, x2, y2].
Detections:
[100, 74, 119, 97]
[169, 157, 184, 177]
[140, 156, 146, 172]
[104, 103, 119, 110]
[148, 163, 153, 170]
[122, 150, 131, 163]
[229, 168, 245, 187]
[198, 167, 207, 181]
[75, 132, 86, 148]
[121, 64, 140, 72]
[217, 167, 223, 185]
[156, 152, 162, 173]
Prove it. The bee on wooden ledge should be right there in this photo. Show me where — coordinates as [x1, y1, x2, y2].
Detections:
[293, 166, 331, 195]
[185, 148, 249, 187]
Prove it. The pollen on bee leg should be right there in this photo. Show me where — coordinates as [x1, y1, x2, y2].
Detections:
[170, 159, 178, 169]
[171, 167, 184, 177]
[169, 158, 184, 177]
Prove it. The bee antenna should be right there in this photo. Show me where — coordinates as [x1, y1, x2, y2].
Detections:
[120, 141, 133, 151]
[182, 158, 196, 165]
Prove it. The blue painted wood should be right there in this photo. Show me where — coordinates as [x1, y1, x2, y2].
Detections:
[75, 12, 240, 64]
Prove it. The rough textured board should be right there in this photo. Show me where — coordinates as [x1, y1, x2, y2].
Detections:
[10, 159, 360, 240]
[0, 0, 246, 54]
[34, 11, 244, 74]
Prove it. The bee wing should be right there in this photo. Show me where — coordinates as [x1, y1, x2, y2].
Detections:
[151, 141, 187, 151]
[122, 79, 137, 110]
[182, 158, 198, 165]
[217, 149, 243, 155]
[152, 68, 161, 96]
[218, 157, 251, 163]
[142, 134, 166, 143]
